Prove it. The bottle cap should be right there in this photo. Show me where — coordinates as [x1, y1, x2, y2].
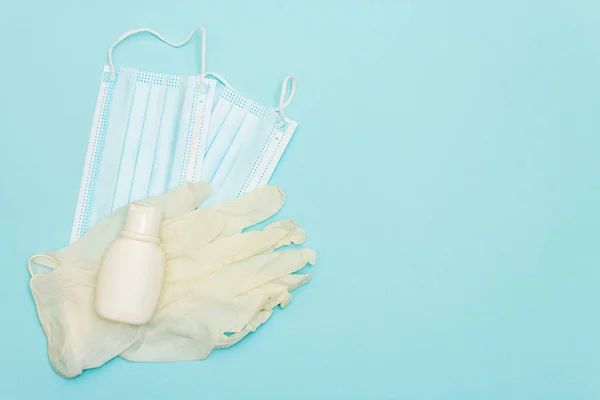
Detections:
[123, 202, 162, 237]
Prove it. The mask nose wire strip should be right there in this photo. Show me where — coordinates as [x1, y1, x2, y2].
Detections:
[28, 254, 60, 277]
[107, 26, 207, 82]
[278, 76, 296, 122]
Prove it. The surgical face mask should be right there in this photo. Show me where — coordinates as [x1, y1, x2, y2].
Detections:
[201, 74, 298, 203]
[71, 27, 215, 242]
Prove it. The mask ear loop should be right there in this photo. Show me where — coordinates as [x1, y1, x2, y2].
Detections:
[278, 76, 296, 125]
[107, 26, 207, 84]
[205, 71, 233, 88]
[206, 73, 296, 122]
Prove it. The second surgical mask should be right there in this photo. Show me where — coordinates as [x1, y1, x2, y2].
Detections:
[202, 75, 298, 203]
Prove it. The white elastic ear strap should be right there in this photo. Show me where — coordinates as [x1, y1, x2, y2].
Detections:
[107, 26, 207, 80]
[208, 72, 296, 120]
[278, 76, 296, 122]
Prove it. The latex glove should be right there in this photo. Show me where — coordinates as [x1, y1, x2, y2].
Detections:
[122, 185, 316, 361]
[122, 216, 315, 361]
[29, 183, 315, 377]
[28, 182, 212, 378]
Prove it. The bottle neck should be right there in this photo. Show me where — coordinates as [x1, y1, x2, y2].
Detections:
[120, 230, 161, 244]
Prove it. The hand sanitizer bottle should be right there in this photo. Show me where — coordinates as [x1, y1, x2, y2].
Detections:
[95, 202, 165, 325]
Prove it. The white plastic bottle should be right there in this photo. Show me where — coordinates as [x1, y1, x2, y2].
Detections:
[95, 202, 165, 325]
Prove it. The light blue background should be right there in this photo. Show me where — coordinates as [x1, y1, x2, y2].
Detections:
[1, 0, 600, 398]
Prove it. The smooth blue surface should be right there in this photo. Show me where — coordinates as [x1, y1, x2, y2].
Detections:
[1, 1, 600, 398]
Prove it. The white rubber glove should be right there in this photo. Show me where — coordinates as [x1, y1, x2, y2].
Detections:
[29, 183, 315, 378]
[122, 218, 315, 361]
[28, 182, 212, 378]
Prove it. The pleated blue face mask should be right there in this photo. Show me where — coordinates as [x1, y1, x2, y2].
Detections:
[71, 27, 215, 242]
[202, 74, 298, 204]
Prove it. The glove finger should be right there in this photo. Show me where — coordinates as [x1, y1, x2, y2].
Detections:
[265, 292, 291, 309]
[277, 274, 313, 291]
[253, 274, 312, 309]
[149, 181, 212, 219]
[235, 248, 316, 295]
[161, 208, 224, 258]
[216, 308, 274, 349]
[220, 295, 271, 334]
[247, 274, 312, 297]
[209, 185, 285, 237]
[160, 186, 285, 258]
[164, 219, 305, 282]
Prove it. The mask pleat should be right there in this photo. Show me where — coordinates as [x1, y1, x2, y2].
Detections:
[147, 81, 186, 196]
[131, 75, 168, 202]
[210, 111, 275, 202]
[112, 76, 152, 210]
[201, 100, 248, 182]
[205, 87, 235, 150]
[88, 71, 137, 228]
